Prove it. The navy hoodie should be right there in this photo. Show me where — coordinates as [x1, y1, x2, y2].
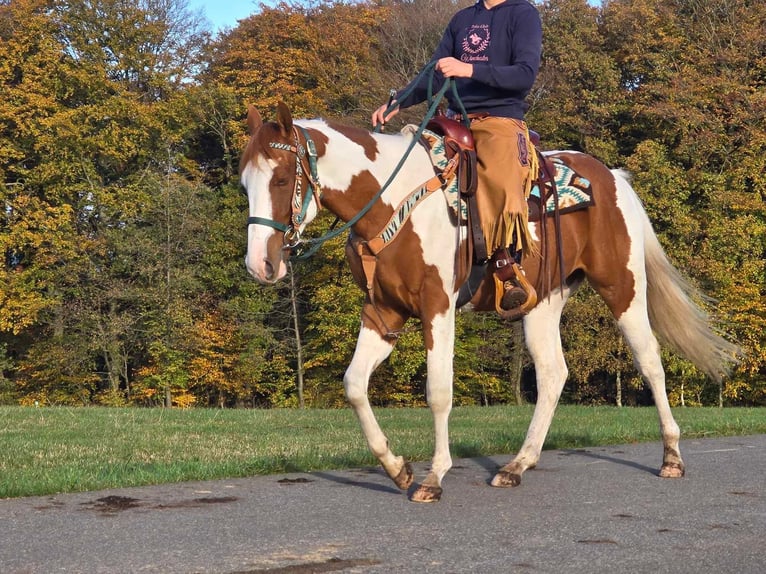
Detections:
[396, 0, 542, 119]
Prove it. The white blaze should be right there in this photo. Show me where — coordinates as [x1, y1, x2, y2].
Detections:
[242, 158, 287, 282]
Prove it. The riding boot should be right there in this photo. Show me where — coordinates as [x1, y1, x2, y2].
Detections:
[491, 248, 537, 320]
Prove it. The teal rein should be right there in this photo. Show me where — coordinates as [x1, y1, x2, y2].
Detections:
[290, 62, 468, 260]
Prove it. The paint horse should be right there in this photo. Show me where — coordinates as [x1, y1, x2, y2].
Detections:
[240, 102, 738, 503]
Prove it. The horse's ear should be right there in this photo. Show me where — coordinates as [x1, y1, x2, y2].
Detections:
[247, 105, 263, 135]
[276, 101, 293, 135]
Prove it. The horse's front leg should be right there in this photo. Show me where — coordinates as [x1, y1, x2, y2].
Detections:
[344, 309, 414, 492]
[410, 307, 455, 503]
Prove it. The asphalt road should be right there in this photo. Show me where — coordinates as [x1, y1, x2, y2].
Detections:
[2, 435, 764, 574]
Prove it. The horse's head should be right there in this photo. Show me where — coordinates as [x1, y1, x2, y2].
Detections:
[240, 102, 321, 284]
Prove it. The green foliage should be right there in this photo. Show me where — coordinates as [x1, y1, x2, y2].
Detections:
[530, 0, 624, 164]
[453, 312, 525, 405]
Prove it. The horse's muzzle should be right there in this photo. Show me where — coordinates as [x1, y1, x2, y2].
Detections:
[245, 254, 286, 284]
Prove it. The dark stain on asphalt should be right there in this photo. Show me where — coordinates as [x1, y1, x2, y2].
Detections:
[559, 449, 590, 456]
[84, 496, 142, 514]
[80, 495, 239, 514]
[33, 499, 66, 512]
[277, 477, 314, 485]
[228, 557, 382, 573]
[156, 496, 239, 509]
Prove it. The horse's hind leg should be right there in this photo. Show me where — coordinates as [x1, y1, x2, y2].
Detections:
[616, 300, 684, 477]
[344, 314, 414, 491]
[492, 287, 573, 488]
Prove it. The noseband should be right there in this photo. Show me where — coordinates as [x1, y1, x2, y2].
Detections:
[247, 125, 322, 250]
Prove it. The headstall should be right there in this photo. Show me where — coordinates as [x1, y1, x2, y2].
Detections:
[246, 125, 322, 250]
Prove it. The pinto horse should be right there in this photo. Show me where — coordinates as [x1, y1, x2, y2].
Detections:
[240, 102, 738, 503]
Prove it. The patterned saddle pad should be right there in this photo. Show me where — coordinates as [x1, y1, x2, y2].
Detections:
[530, 155, 593, 215]
[418, 128, 467, 217]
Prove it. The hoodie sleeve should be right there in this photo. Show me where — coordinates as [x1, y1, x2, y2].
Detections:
[470, 4, 542, 92]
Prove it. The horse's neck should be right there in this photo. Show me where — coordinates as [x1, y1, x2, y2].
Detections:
[315, 126, 434, 228]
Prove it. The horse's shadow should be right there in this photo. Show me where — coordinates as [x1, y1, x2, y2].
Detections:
[311, 445, 659, 495]
[452, 442, 659, 483]
[557, 448, 659, 476]
[310, 469, 403, 495]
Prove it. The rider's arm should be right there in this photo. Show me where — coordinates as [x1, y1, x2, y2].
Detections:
[470, 6, 542, 93]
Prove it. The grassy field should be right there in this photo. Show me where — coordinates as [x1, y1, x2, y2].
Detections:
[1, 404, 764, 499]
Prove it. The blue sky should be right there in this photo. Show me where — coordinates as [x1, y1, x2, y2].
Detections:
[191, 1, 603, 32]
[191, 0, 261, 32]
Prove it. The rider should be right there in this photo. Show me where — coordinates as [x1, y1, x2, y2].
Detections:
[372, 0, 542, 313]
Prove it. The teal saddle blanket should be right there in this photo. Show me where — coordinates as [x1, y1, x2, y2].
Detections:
[530, 156, 593, 215]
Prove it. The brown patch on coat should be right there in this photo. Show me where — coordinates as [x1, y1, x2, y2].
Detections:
[301, 126, 329, 153]
[554, 152, 635, 319]
[321, 171, 395, 235]
[327, 120, 379, 162]
[345, 219, 452, 351]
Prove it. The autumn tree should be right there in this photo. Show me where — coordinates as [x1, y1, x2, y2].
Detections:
[205, 1, 387, 122]
[527, 0, 625, 164]
[602, 0, 766, 403]
[53, 0, 209, 100]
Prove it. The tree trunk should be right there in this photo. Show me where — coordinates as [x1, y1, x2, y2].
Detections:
[510, 321, 525, 405]
[288, 262, 305, 408]
[718, 381, 723, 408]
[615, 370, 622, 407]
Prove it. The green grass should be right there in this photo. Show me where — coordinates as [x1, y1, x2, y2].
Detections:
[1, 405, 764, 499]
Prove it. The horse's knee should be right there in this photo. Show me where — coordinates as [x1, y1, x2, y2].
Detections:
[536, 362, 567, 403]
[427, 385, 453, 413]
[343, 374, 367, 408]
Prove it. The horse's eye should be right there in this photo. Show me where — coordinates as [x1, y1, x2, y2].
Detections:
[275, 178, 290, 188]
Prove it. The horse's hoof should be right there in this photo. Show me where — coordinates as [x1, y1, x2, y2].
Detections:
[392, 461, 414, 490]
[659, 462, 685, 478]
[410, 484, 443, 503]
[491, 470, 522, 488]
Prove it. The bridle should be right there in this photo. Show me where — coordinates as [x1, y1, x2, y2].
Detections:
[246, 125, 322, 250]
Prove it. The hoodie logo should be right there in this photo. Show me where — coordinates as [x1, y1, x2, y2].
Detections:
[461, 25, 490, 62]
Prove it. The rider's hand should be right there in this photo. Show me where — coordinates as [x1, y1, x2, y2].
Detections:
[371, 101, 399, 128]
[436, 57, 473, 78]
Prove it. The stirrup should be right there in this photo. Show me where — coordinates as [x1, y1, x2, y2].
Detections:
[493, 263, 537, 321]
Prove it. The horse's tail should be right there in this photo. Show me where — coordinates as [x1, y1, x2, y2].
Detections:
[622, 173, 741, 381]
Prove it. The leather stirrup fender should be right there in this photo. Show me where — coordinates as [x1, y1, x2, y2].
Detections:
[459, 148, 478, 197]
